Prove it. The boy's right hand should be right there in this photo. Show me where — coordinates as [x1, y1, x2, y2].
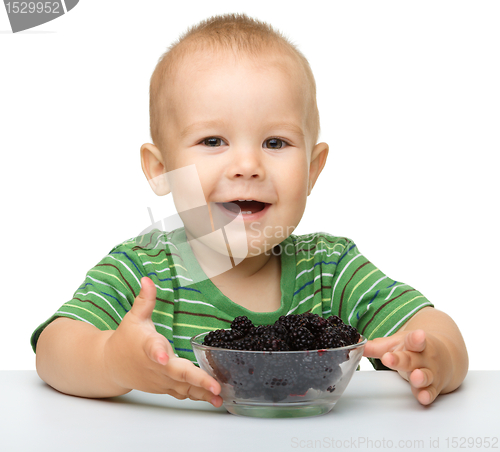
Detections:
[103, 276, 222, 407]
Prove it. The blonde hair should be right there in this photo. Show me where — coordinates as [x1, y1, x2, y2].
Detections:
[149, 13, 320, 153]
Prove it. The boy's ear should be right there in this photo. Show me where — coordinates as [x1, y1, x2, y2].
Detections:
[140, 143, 170, 196]
[308, 142, 329, 196]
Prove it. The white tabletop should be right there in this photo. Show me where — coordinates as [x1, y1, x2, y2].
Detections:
[0, 371, 498, 452]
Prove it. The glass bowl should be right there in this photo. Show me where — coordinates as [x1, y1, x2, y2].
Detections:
[191, 331, 367, 418]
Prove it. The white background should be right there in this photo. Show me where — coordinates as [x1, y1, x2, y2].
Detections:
[1, 0, 498, 372]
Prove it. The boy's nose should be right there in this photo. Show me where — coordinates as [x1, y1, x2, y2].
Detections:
[227, 147, 265, 180]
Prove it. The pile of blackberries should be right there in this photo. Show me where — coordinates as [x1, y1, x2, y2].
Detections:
[202, 313, 361, 402]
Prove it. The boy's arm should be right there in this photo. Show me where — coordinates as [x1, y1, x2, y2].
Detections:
[363, 307, 468, 405]
[36, 317, 128, 398]
[35, 277, 222, 405]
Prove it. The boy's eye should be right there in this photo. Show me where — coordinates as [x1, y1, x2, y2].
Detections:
[201, 137, 288, 149]
[264, 138, 287, 149]
[202, 137, 226, 147]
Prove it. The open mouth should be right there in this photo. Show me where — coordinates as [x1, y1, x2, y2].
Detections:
[219, 200, 269, 215]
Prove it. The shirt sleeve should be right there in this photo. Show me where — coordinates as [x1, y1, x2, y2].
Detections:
[30, 239, 144, 353]
[324, 237, 434, 370]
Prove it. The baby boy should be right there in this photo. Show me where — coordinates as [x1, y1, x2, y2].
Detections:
[32, 13, 468, 408]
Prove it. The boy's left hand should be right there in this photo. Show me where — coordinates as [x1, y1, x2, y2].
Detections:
[363, 329, 452, 406]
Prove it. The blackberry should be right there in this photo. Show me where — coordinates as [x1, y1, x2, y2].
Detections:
[231, 316, 254, 335]
[231, 336, 258, 351]
[289, 326, 315, 351]
[253, 333, 274, 351]
[326, 315, 342, 327]
[307, 315, 328, 335]
[201, 313, 361, 402]
[271, 323, 289, 341]
[203, 329, 228, 346]
[277, 314, 300, 332]
[315, 326, 346, 349]
[202, 314, 360, 351]
[271, 338, 290, 351]
[340, 322, 360, 344]
[264, 337, 290, 351]
[254, 324, 274, 337]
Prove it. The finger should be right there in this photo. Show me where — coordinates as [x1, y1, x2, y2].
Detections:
[166, 358, 221, 395]
[144, 335, 171, 365]
[362, 335, 403, 358]
[381, 349, 425, 373]
[164, 389, 188, 401]
[131, 277, 157, 321]
[411, 383, 438, 406]
[166, 379, 223, 407]
[409, 367, 434, 389]
[404, 329, 426, 353]
[185, 385, 224, 407]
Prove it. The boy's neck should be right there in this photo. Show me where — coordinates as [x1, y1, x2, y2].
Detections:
[184, 228, 279, 280]
[211, 249, 277, 281]
[185, 229, 282, 311]
[209, 251, 282, 312]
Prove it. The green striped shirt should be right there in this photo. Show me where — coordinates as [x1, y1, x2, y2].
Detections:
[31, 228, 433, 369]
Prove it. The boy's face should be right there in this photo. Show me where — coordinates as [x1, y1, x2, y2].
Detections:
[142, 48, 328, 257]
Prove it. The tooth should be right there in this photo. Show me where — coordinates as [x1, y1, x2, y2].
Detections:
[237, 199, 245, 202]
